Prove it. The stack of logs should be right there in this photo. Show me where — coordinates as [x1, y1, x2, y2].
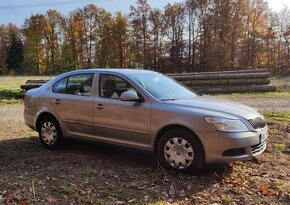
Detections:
[168, 69, 276, 94]
[19, 69, 276, 97]
[18, 79, 49, 98]
[20, 80, 48, 90]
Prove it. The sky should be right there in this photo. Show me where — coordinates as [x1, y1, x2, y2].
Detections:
[268, 0, 290, 11]
[0, 0, 289, 26]
[0, 0, 183, 26]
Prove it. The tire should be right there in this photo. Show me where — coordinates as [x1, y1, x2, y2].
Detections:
[37, 116, 63, 149]
[157, 128, 205, 173]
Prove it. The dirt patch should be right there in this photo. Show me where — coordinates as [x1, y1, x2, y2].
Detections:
[0, 104, 290, 204]
[0, 104, 27, 141]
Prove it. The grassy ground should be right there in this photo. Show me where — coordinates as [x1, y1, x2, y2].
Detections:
[0, 76, 51, 90]
[0, 105, 289, 205]
[264, 111, 290, 125]
[217, 91, 290, 98]
[0, 76, 50, 105]
[0, 75, 289, 204]
[271, 76, 290, 92]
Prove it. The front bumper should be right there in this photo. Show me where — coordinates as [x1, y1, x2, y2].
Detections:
[197, 126, 268, 163]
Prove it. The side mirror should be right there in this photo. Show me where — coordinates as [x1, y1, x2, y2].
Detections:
[120, 91, 142, 102]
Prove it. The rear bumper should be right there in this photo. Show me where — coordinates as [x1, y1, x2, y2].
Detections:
[197, 126, 268, 164]
[24, 108, 36, 130]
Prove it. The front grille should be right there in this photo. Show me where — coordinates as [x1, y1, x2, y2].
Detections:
[248, 117, 266, 130]
[251, 141, 266, 155]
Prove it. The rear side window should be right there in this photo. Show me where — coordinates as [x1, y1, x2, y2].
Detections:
[52, 73, 94, 96]
[52, 77, 68, 93]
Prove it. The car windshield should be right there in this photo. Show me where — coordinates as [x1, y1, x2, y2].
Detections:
[130, 73, 197, 100]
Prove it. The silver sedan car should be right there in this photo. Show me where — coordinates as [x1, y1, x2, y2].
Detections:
[24, 69, 268, 173]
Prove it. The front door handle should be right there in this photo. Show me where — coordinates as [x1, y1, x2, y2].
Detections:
[96, 103, 104, 110]
[53, 99, 61, 104]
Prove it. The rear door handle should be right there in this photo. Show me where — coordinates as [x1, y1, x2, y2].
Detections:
[53, 99, 61, 104]
[96, 103, 104, 110]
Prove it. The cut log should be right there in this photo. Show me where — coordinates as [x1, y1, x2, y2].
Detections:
[167, 69, 268, 76]
[171, 72, 269, 81]
[181, 78, 270, 86]
[26, 80, 49, 84]
[20, 83, 43, 90]
[168, 69, 268, 76]
[19, 68, 275, 95]
[190, 84, 276, 94]
[17, 92, 25, 99]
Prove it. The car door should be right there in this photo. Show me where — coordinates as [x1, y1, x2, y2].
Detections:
[93, 73, 151, 150]
[50, 73, 95, 137]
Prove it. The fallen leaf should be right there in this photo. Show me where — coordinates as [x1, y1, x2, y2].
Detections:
[18, 198, 30, 205]
[169, 184, 175, 196]
[128, 198, 136, 203]
[46, 196, 57, 203]
[260, 185, 270, 195]
[115, 200, 126, 205]
[167, 198, 174, 203]
[80, 190, 87, 196]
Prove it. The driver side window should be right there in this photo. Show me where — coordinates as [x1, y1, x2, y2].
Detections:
[99, 74, 137, 99]
[66, 74, 94, 96]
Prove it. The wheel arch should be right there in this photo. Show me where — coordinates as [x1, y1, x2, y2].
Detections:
[154, 124, 205, 156]
[35, 112, 60, 132]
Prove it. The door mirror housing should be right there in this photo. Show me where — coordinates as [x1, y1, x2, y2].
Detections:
[120, 91, 143, 102]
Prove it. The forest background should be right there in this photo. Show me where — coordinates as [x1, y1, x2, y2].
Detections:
[1, 0, 290, 75]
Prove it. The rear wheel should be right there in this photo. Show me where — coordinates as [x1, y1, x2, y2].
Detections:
[157, 128, 204, 173]
[38, 116, 63, 149]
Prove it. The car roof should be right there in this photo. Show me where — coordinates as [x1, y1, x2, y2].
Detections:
[64, 68, 157, 76]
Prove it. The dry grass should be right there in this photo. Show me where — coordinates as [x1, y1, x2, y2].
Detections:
[0, 76, 51, 90]
[0, 76, 289, 204]
[0, 105, 289, 204]
[0, 76, 50, 105]
[271, 76, 290, 92]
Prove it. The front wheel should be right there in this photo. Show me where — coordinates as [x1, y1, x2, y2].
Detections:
[38, 116, 63, 149]
[157, 128, 205, 173]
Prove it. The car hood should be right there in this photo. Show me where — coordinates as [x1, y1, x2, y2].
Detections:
[163, 95, 261, 120]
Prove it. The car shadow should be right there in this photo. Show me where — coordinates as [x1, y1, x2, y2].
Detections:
[0, 135, 233, 201]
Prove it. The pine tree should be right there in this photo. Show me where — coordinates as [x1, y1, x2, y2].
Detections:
[6, 33, 24, 74]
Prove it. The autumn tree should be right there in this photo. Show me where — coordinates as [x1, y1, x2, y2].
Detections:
[0, 25, 9, 73]
[2, 0, 290, 75]
[271, 6, 290, 74]
[185, 0, 198, 72]
[129, 0, 151, 69]
[112, 12, 129, 67]
[22, 14, 46, 74]
[148, 8, 164, 71]
[164, 2, 186, 73]
[42, 10, 64, 74]
[63, 11, 81, 69]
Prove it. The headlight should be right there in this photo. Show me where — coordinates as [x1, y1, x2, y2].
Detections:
[204, 116, 249, 132]
[260, 114, 265, 121]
